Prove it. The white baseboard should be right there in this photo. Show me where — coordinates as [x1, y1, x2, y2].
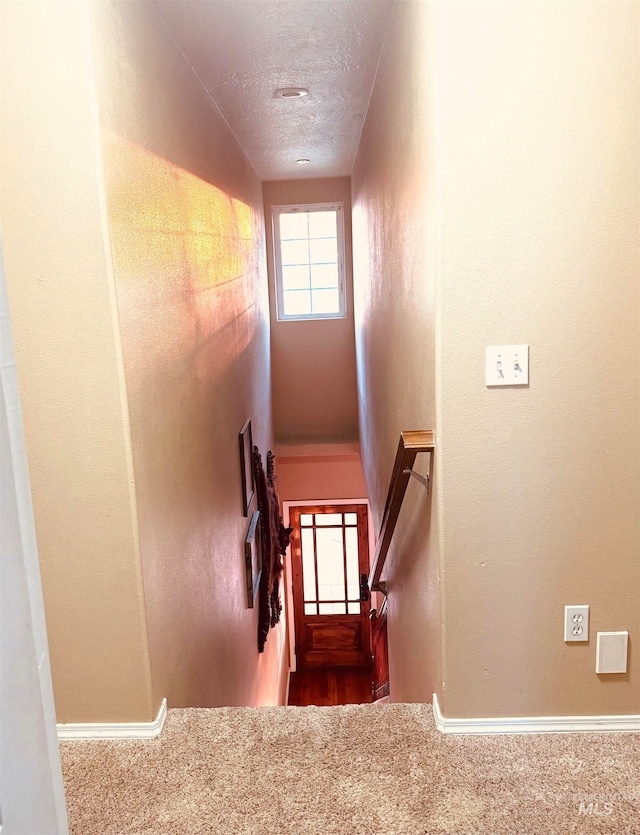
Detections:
[432, 693, 640, 735]
[57, 698, 167, 740]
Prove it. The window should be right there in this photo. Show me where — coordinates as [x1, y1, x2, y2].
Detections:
[272, 203, 346, 320]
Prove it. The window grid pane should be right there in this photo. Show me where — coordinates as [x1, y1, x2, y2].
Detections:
[283, 289, 311, 316]
[276, 207, 343, 320]
[311, 289, 340, 315]
[279, 212, 308, 239]
[282, 265, 311, 290]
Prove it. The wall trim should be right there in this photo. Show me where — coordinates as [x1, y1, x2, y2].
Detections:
[432, 693, 640, 735]
[57, 698, 167, 741]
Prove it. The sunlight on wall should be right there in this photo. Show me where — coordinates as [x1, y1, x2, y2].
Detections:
[106, 132, 252, 288]
[103, 132, 257, 373]
[100, 127, 279, 709]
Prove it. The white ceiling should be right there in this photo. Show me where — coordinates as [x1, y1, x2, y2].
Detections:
[154, 0, 394, 180]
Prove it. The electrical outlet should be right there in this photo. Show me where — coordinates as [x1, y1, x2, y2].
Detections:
[564, 605, 589, 642]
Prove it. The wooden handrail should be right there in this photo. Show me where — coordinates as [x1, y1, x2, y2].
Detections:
[367, 430, 434, 594]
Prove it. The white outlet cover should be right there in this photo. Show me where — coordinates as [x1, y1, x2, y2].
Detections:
[486, 345, 529, 387]
[564, 605, 589, 642]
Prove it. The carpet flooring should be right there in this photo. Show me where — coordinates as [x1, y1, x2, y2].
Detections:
[60, 704, 640, 835]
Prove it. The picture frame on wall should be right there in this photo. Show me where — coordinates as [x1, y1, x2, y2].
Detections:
[239, 418, 255, 516]
[244, 510, 262, 608]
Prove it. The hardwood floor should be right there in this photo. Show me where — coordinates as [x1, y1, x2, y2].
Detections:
[287, 666, 373, 706]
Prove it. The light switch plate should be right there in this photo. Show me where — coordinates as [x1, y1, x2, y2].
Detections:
[486, 345, 529, 386]
[596, 631, 628, 674]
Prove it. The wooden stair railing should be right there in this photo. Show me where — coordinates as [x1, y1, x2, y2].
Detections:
[363, 430, 434, 597]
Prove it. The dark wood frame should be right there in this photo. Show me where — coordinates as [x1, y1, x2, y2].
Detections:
[244, 510, 262, 607]
[239, 418, 255, 516]
[368, 430, 434, 593]
[290, 504, 371, 668]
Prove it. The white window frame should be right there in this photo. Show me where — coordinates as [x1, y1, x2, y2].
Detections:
[272, 202, 347, 321]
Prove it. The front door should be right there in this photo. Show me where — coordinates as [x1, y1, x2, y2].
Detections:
[290, 504, 371, 668]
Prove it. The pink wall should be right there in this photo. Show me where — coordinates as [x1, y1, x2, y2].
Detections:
[92, 0, 287, 708]
[275, 444, 367, 503]
[263, 179, 359, 444]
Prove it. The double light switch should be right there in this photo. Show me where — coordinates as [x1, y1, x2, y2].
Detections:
[486, 345, 529, 386]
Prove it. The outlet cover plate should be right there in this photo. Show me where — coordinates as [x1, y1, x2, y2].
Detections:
[564, 605, 589, 642]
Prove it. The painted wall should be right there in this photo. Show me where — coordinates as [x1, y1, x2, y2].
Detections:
[92, 0, 286, 708]
[263, 178, 359, 444]
[353, 0, 639, 718]
[275, 443, 367, 503]
[433, 0, 639, 718]
[352, 0, 442, 705]
[1, 0, 154, 723]
[1, 0, 287, 723]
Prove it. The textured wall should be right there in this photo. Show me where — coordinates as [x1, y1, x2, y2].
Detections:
[1, 0, 154, 723]
[92, 0, 286, 708]
[354, 0, 639, 718]
[352, 1, 442, 704]
[263, 178, 359, 444]
[433, 0, 639, 718]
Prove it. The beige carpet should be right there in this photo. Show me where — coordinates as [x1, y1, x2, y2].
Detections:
[61, 704, 639, 835]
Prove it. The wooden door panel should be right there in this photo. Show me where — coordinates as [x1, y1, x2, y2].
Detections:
[306, 621, 361, 650]
[291, 504, 371, 669]
[304, 620, 363, 666]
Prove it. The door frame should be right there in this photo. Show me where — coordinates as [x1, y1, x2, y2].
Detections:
[283, 499, 374, 673]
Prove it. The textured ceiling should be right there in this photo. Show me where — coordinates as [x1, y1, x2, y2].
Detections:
[154, 0, 394, 180]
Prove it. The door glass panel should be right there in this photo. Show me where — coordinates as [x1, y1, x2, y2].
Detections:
[348, 602, 361, 615]
[314, 513, 343, 526]
[344, 513, 357, 525]
[301, 528, 316, 602]
[279, 212, 308, 239]
[300, 514, 313, 526]
[345, 526, 359, 601]
[315, 527, 345, 601]
[319, 602, 347, 615]
[304, 603, 318, 616]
